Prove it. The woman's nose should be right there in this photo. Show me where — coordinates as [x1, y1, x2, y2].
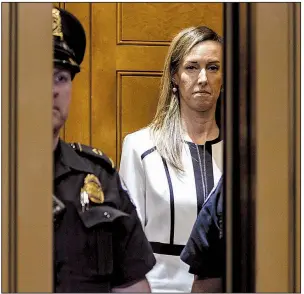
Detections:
[198, 69, 207, 85]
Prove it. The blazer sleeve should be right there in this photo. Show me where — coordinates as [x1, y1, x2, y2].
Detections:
[180, 178, 224, 279]
[119, 134, 146, 228]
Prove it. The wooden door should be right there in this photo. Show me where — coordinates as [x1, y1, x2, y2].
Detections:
[57, 3, 223, 165]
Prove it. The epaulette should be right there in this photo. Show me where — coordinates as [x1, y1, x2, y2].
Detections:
[70, 142, 115, 173]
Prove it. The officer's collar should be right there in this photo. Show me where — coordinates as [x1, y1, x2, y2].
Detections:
[59, 139, 94, 174]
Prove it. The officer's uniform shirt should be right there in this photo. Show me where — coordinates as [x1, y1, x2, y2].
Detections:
[54, 139, 156, 292]
[180, 176, 224, 279]
[119, 127, 223, 292]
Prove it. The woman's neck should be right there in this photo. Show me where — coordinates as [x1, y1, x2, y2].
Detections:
[182, 110, 219, 145]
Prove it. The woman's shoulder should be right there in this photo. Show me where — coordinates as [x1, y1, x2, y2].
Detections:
[123, 127, 155, 153]
[124, 127, 153, 143]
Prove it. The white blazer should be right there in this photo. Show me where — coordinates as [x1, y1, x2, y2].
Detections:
[119, 127, 223, 292]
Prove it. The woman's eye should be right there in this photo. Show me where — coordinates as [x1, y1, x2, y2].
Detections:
[208, 65, 219, 72]
[185, 65, 197, 70]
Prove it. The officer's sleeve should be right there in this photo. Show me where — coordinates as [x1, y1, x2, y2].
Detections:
[180, 194, 224, 279]
[111, 172, 156, 287]
[119, 134, 146, 228]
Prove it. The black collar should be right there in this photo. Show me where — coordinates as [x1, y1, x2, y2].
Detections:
[54, 139, 94, 179]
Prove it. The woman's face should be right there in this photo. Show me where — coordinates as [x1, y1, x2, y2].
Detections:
[173, 40, 222, 115]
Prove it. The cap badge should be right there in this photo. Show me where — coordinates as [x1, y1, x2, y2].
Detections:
[52, 8, 64, 41]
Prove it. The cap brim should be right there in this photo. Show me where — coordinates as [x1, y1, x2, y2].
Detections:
[54, 59, 80, 74]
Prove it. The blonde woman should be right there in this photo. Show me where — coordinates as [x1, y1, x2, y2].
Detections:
[119, 26, 223, 292]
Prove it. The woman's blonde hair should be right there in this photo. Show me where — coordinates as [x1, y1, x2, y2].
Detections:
[150, 26, 223, 172]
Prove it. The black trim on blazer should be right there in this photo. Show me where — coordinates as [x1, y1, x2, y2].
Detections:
[141, 147, 156, 160]
[201, 142, 214, 196]
[187, 142, 205, 215]
[150, 242, 184, 256]
[161, 157, 175, 245]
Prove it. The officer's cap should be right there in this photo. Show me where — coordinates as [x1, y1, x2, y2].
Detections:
[53, 7, 86, 76]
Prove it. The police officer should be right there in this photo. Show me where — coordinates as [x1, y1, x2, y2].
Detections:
[52, 7, 156, 292]
[180, 177, 224, 293]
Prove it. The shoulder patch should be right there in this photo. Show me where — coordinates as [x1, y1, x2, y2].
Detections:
[70, 142, 116, 173]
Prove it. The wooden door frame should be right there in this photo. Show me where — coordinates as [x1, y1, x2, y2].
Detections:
[224, 3, 256, 292]
[2, 3, 53, 292]
[224, 3, 300, 292]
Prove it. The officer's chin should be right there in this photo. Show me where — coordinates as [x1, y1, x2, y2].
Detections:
[52, 114, 65, 137]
